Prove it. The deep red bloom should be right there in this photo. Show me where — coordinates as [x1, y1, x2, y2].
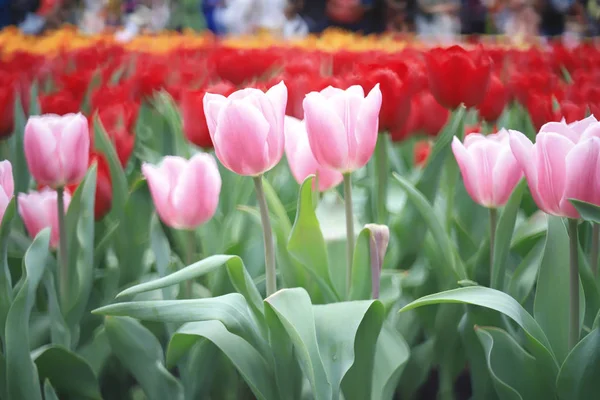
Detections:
[135, 62, 168, 100]
[0, 73, 15, 138]
[359, 68, 411, 133]
[65, 151, 113, 220]
[91, 82, 135, 111]
[414, 140, 432, 168]
[39, 91, 81, 115]
[476, 74, 508, 123]
[526, 92, 555, 130]
[417, 91, 450, 137]
[56, 70, 94, 103]
[214, 48, 281, 86]
[425, 45, 492, 109]
[180, 82, 236, 148]
[96, 102, 139, 166]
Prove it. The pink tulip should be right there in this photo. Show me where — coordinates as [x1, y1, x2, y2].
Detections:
[142, 153, 221, 230]
[284, 116, 343, 191]
[24, 113, 90, 188]
[203, 81, 287, 176]
[18, 189, 71, 248]
[303, 85, 382, 173]
[509, 117, 600, 218]
[0, 161, 14, 224]
[452, 129, 523, 208]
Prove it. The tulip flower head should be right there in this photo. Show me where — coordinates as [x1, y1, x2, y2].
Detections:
[284, 116, 343, 191]
[452, 129, 523, 208]
[509, 116, 600, 218]
[303, 84, 382, 173]
[24, 113, 90, 189]
[18, 189, 71, 249]
[142, 153, 222, 230]
[203, 81, 287, 176]
[0, 161, 14, 223]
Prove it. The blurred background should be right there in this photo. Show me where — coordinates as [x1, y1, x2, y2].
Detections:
[0, 0, 599, 42]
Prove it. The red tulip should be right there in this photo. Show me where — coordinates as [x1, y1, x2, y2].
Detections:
[65, 151, 113, 220]
[91, 82, 135, 111]
[180, 82, 236, 149]
[39, 91, 81, 115]
[414, 140, 432, 168]
[425, 45, 492, 109]
[525, 92, 555, 130]
[476, 74, 508, 123]
[96, 102, 139, 166]
[417, 91, 450, 137]
[0, 73, 14, 138]
[56, 70, 94, 103]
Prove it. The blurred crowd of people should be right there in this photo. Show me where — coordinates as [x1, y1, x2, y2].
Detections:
[0, 0, 599, 41]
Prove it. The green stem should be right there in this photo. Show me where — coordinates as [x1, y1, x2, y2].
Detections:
[591, 223, 599, 278]
[375, 134, 388, 224]
[489, 208, 497, 288]
[183, 230, 196, 298]
[56, 187, 69, 311]
[0, 140, 9, 161]
[343, 173, 354, 298]
[253, 176, 276, 297]
[568, 218, 580, 350]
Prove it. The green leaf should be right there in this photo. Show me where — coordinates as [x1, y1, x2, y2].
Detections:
[492, 180, 525, 290]
[370, 323, 410, 400]
[94, 293, 269, 357]
[167, 321, 276, 400]
[9, 94, 30, 194]
[42, 271, 70, 347]
[32, 345, 101, 399]
[64, 165, 97, 327]
[264, 288, 331, 399]
[570, 199, 600, 224]
[399, 287, 558, 372]
[5, 229, 51, 400]
[152, 91, 189, 157]
[349, 227, 374, 300]
[534, 216, 584, 364]
[43, 380, 60, 400]
[149, 214, 176, 300]
[508, 240, 544, 304]
[556, 328, 600, 400]
[0, 199, 15, 342]
[476, 326, 554, 400]
[116, 255, 265, 332]
[93, 114, 129, 219]
[397, 338, 435, 400]
[105, 317, 183, 400]
[288, 176, 339, 301]
[393, 172, 467, 280]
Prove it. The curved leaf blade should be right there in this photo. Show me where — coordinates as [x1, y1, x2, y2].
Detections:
[556, 328, 600, 400]
[370, 323, 411, 400]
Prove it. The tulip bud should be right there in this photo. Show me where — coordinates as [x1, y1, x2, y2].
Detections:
[284, 116, 343, 191]
[452, 129, 523, 208]
[24, 113, 90, 189]
[0, 161, 14, 223]
[203, 81, 287, 176]
[18, 189, 71, 248]
[142, 153, 222, 230]
[364, 223, 390, 299]
[303, 85, 382, 173]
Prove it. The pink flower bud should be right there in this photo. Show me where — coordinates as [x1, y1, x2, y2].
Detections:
[0, 161, 14, 224]
[452, 129, 523, 208]
[203, 81, 287, 176]
[24, 113, 90, 189]
[18, 189, 71, 248]
[284, 116, 343, 191]
[303, 84, 382, 173]
[142, 153, 222, 230]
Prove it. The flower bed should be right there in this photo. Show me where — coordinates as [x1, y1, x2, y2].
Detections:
[1, 27, 600, 400]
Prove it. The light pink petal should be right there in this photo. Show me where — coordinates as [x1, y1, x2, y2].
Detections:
[18, 191, 54, 245]
[60, 114, 90, 185]
[228, 87, 264, 101]
[24, 117, 61, 187]
[509, 130, 536, 184]
[580, 123, 600, 141]
[463, 133, 487, 148]
[142, 163, 176, 227]
[264, 82, 287, 166]
[352, 84, 382, 170]
[303, 92, 348, 171]
[0, 190, 9, 225]
[539, 121, 578, 143]
[467, 140, 501, 206]
[452, 137, 483, 205]
[213, 100, 271, 175]
[346, 85, 365, 97]
[315, 166, 343, 191]
[188, 154, 221, 227]
[534, 132, 575, 216]
[569, 115, 598, 137]
[160, 156, 188, 184]
[284, 116, 318, 184]
[492, 146, 523, 206]
[0, 161, 14, 199]
[320, 86, 345, 99]
[203, 93, 227, 139]
[562, 138, 600, 217]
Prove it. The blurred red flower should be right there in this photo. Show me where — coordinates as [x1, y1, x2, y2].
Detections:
[39, 91, 80, 115]
[65, 151, 113, 220]
[476, 74, 508, 123]
[95, 102, 140, 166]
[414, 140, 432, 168]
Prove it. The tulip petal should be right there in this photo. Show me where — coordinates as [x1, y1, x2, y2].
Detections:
[562, 137, 600, 217]
[569, 115, 598, 136]
[142, 163, 176, 227]
[492, 146, 523, 206]
[508, 130, 535, 182]
[452, 136, 482, 205]
[203, 93, 227, 138]
[0, 161, 14, 200]
[60, 114, 90, 185]
[353, 84, 382, 170]
[580, 123, 600, 141]
[24, 117, 61, 187]
[468, 140, 500, 206]
[303, 92, 348, 171]
[539, 121, 578, 143]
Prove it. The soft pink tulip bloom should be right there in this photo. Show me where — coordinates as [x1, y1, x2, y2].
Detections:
[0, 161, 14, 224]
[509, 118, 600, 218]
[284, 116, 343, 191]
[452, 129, 523, 208]
[18, 189, 71, 248]
[24, 113, 90, 189]
[142, 153, 221, 230]
[203, 81, 287, 176]
[303, 85, 382, 173]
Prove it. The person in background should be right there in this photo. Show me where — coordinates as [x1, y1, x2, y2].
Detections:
[588, 0, 600, 34]
[537, 0, 575, 36]
[283, 0, 310, 37]
[115, 0, 171, 41]
[500, 0, 540, 41]
[299, 0, 328, 32]
[326, 0, 386, 33]
[0, 0, 11, 28]
[461, 0, 488, 34]
[415, 0, 461, 41]
[385, 0, 416, 32]
[203, 0, 224, 34]
[213, 0, 260, 35]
